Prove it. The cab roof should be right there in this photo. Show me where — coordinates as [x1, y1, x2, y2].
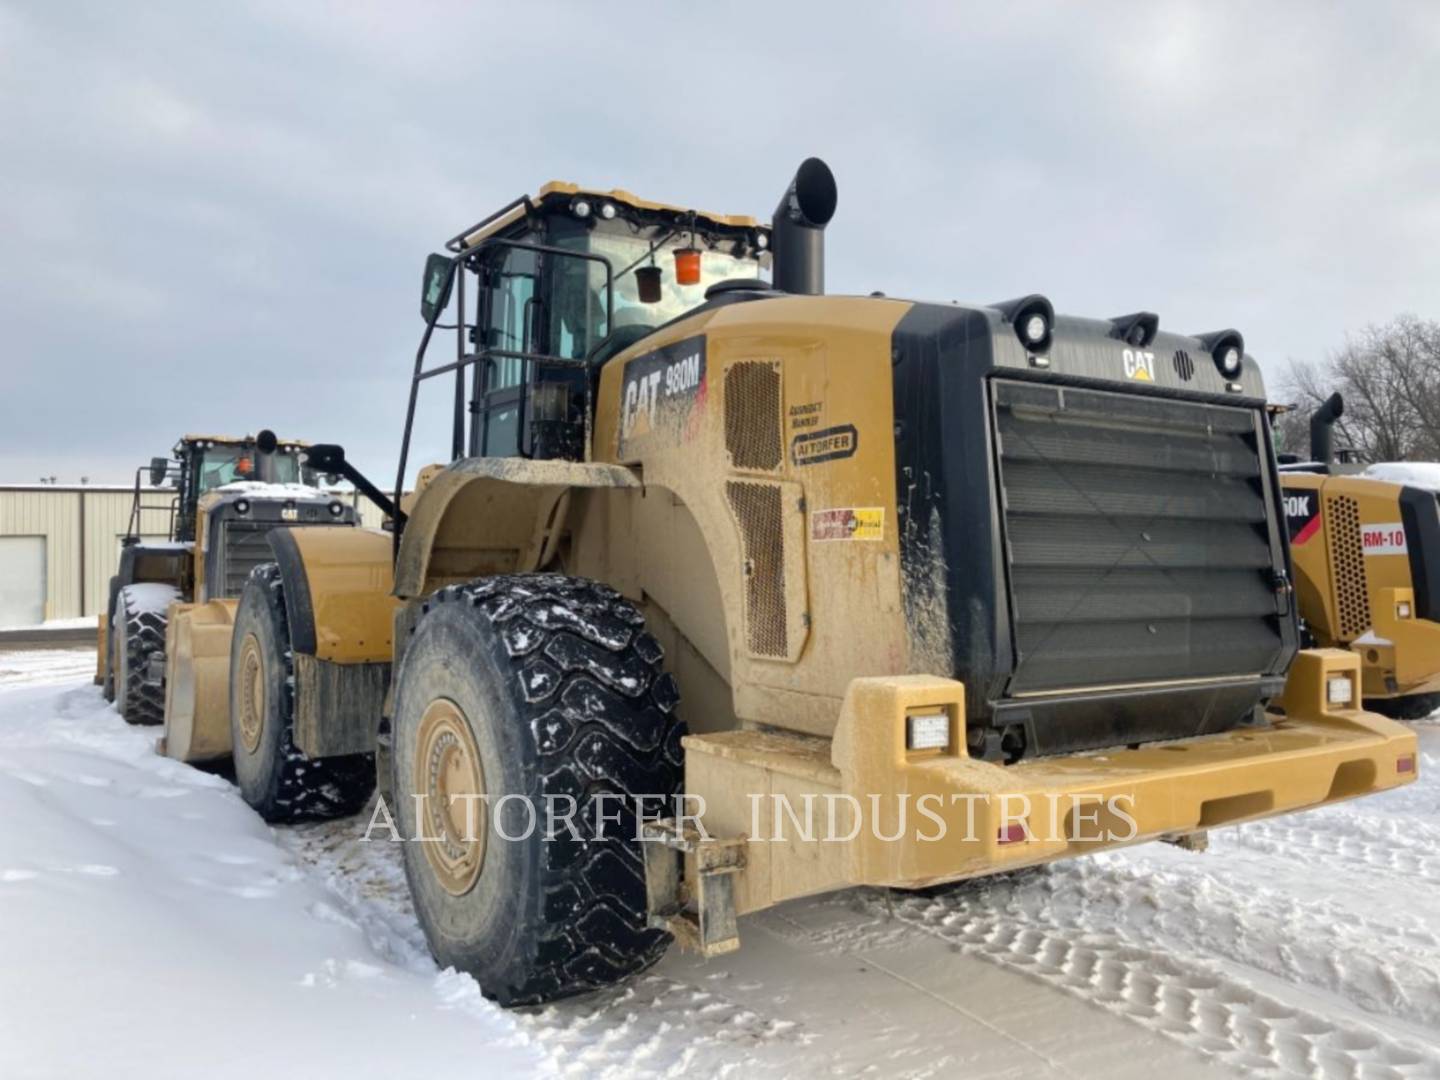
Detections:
[458, 180, 763, 250]
[177, 434, 311, 449]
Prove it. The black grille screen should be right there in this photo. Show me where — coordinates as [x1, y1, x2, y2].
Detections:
[993, 379, 1282, 694]
[222, 522, 280, 597]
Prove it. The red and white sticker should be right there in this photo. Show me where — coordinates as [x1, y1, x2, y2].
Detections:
[1361, 523, 1408, 556]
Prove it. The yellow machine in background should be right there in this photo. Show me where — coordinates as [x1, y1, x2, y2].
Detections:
[1281, 395, 1440, 718]
[222, 160, 1416, 1008]
[101, 433, 372, 816]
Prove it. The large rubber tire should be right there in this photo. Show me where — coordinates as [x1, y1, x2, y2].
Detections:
[1369, 692, 1440, 721]
[392, 574, 685, 1007]
[230, 564, 375, 823]
[114, 584, 177, 726]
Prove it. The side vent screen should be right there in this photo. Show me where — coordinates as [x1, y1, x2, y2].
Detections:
[1173, 350, 1195, 381]
[724, 361, 783, 471]
[1326, 494, 1371, 638]
[726, 480, 788, 657]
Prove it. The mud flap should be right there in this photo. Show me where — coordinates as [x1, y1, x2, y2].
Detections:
[642, 818, 745, 957]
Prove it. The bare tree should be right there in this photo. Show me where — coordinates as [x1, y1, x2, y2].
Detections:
[1276, 315, 1440, 463]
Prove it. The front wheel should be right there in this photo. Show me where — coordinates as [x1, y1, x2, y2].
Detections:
[230, 564, 374, 823]
[392, 574, 685, 1007]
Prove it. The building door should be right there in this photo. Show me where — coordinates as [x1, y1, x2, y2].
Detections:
[0, 536, 46, 628]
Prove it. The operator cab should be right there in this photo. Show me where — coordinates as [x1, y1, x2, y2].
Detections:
[412, 183, 768, 468]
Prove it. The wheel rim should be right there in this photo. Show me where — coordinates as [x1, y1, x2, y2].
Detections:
[414, 698, 487, 896]
[237, 634, 265, 755]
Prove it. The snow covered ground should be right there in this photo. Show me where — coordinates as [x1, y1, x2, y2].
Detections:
[1, 648, 1437, 1079]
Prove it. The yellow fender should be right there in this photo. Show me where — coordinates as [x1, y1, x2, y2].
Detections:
[392, 457, 640, 600]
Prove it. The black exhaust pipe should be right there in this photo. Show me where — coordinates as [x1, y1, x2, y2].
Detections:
[771, 158, 837, 295]
[1309, 393, 1344, 464]
[255, 428, 279, 483]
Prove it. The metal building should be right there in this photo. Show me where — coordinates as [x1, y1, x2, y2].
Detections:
[0, 484, 383, 628]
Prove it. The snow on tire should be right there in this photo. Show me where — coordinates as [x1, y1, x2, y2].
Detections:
[113, 583, 178, 726]
[392, 573, 686, 1007]
[230, 564, 375, 824]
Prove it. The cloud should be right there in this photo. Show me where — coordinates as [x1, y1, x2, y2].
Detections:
[1, 0, 1437, 482]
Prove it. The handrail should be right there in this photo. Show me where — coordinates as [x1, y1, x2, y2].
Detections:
[393, 234, 615, 553]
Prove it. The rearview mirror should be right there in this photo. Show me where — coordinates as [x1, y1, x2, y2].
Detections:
[421, 253, 455, 324]
[148, 457, 169, 486]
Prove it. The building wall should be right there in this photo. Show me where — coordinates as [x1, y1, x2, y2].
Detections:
[0, 486, 388, 626]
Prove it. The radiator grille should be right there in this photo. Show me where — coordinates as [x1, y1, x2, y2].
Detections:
[726, 480, 787, 657]
[993, 380, 1282, 693]
[221, 522, 280, 598]
[1326, 494, 1371, 637]
[724, 361, 783, 471]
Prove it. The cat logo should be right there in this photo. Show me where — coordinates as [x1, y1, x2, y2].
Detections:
[1122, 348, 1156, 382]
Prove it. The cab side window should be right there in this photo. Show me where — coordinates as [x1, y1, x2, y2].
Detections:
[477, 247, 538, 457]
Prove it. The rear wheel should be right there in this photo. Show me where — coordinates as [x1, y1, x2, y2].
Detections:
[1368, 692, 1440, 721]
[392, 574, 685, 1006]
[114, 583, 177, 725]
[230, 564, 374, 823]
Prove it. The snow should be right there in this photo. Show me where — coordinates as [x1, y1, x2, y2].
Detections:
[1353, 630, 1394, 646]
[1363, 461, 1440, 492]
[2, 649, 1439, 1078]
[121, 581, 181, 616]
[1, 616, 98, 632]
[212, 481, 333, 499]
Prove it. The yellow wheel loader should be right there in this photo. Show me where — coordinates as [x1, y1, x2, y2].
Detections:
[101, 432, 371, 812]
[233, 159, 1416, 1006]
[1281, 395, 1440, 719]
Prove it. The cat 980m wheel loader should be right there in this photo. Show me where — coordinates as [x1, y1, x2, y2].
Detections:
[235, 159, 1417, 1007]
[101, 432, 368, 809]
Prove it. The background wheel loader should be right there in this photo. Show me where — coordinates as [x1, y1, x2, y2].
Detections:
[101, 432, 366, 791]
[232, 159, 1416, 1007]
[1280, 395, 1440, 719]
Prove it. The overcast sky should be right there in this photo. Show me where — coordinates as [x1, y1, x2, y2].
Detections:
[2, 1, 1438, 484]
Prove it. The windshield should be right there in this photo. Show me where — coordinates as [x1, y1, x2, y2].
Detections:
[549, 225, 762, 361]
[196, 447, 304, 492]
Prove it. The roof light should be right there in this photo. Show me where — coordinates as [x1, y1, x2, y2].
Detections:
[599, 202, 617, 220]
[572, 199, 591, 219]
[328, 501, 345, 517]
[1219, 346, 1242, 377]
[1023, 313, 1048, 345]
[234, 499, 250, 515]
[755, 232, 769, 250]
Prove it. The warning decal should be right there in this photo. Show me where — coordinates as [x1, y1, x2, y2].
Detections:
[811, 507, 884, 542]
[1361, 522, 1408, 556]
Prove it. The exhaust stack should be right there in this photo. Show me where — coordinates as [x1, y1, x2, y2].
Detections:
[1309, 393, 1344, 464]
[771, 158, 837, 295]
[255, 428, 279, 483]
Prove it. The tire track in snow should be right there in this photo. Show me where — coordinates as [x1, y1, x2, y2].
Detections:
[841, 876, 1440, 1079]
[279, 810, 810, 1079]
